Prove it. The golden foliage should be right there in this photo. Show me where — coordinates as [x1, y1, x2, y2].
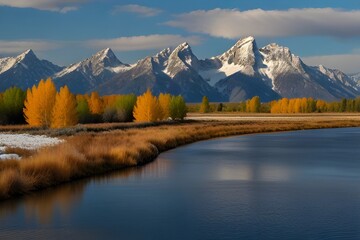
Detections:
[133, 89, 161, 122]
[88, 92, 103, 114]
[23, 78, 56, 127]
[246, 96, 261, 113]
[158, 93, 171, 119]
[51, 86, 78, 128]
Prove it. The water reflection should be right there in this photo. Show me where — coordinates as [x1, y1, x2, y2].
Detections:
[217, 164, 292, 182]
[0, 128, 360, 240]
[0, 158, 172, 224]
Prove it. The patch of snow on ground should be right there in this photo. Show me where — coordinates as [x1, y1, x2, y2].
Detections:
[0, 134, 63, 150]
[0, 154, 20, 160]
[0, 146, 6, 153]
[0, 134, 63, 160]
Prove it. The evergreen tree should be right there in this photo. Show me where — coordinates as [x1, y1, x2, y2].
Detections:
[217, 103, 223, 112]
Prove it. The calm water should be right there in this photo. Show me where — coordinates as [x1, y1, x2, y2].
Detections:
[1, 128, 360, 239]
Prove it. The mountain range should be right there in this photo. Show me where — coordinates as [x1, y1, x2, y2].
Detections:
[0, 36, 359, 102]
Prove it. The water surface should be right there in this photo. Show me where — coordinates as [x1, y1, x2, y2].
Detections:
[1, 128, 360, 239]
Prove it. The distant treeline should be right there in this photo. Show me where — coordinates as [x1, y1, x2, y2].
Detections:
[188, 96, 360, 113]
[0, 78, 187, 127]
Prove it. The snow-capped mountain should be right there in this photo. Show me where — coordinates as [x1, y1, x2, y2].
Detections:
[196, 36, 358, 101]
[1, 37, 359, 102]
[349, 73, 360, 87]
[53, 48, 130, 93]
[97, 43, 223, 102]
[0, 49, 62, 91]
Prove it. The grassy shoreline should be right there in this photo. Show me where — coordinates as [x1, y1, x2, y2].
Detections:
[1, 117, 360, 201]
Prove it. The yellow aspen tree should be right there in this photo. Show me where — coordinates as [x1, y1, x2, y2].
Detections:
[51, 86, 78, 128]
[270, 100, 279, 114]
[158, 93, 171, 120]
[88, 92, 103, 114]
[288, 99, 295, 113]
[103, 95, 118, 109]
[316, 100, 327, 112]
[280, 98, 289, 113]
[23, 78, 56, 127]
[294, 98, 302, 113]
[133, 89, 161, 122]
[248, 96, 260, 113]
[301, 98, 308, 113]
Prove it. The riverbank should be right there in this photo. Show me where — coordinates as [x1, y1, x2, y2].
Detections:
[1, 116, 360, 200]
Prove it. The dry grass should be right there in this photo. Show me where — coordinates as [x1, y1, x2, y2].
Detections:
[1, 118, 360, 200]
[4, 148, 35, 158]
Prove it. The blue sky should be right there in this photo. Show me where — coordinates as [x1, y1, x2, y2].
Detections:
[1, 0, 360, 73]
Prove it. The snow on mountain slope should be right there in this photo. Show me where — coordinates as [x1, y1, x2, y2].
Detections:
[197, 36, 359, 101]
[349, 72, 360, 87]
[98, 44, 224, 102]
[199, 36, 265, 86]
[53, 48, 130, 93]
[0, 49, 63, 91]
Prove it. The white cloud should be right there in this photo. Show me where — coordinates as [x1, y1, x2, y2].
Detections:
[113, 4, 162, 17]
[303, 54, 360, 74]
[87, 34, 202, 51]
[0, 0, 88, 13]
[0, 40, 59, 54]
[166, 8, 360, 39]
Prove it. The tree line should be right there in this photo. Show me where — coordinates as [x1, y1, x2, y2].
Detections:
[0, 78, 187, 127]
[189, 96, 360, 113]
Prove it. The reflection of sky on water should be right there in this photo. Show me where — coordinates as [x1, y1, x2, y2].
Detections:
[216, 164, 292, 182]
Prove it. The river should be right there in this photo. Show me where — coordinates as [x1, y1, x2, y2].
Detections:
[1, 128, 360, 239]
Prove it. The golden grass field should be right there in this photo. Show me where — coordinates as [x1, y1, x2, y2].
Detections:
[1, 114, 360, 201]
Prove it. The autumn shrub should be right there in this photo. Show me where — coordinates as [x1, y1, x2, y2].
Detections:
[0, 87, 26, 124]
[169, 95, 187, 120]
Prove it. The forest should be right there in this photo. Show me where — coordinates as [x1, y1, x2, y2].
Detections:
[0, 78, 187, 127]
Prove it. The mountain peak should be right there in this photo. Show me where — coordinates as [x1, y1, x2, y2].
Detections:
[173, 42, 191, 54]
[218, 36, 259, 67]
[234, 36, 256, 47]
[17, 49, 37, 61]
[93, 48, 116, 61]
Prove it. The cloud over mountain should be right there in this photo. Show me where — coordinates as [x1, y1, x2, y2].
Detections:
[0, 40, 59, 54]
[166, 8, 360, 39]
